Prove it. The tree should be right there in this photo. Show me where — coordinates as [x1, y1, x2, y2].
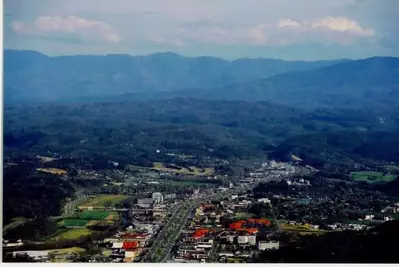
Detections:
[103, 200, 112, 208]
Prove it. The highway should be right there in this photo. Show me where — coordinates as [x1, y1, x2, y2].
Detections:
[149, 171, 295, 263]
[142, 184, 253, 263]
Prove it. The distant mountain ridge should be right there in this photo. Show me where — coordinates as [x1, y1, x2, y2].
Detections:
[5, 50, 399, 111]
[4, 49, 346, 103]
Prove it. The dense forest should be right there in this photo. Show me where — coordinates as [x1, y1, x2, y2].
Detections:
[4, 99, 399, 170]
[3, 164, 75, 225]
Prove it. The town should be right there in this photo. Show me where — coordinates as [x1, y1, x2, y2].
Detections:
[4, 157, 399, 263]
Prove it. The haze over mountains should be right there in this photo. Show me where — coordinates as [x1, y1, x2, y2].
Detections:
[4, 49, 399, 111]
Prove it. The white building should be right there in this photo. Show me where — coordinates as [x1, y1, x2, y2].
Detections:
[257, 198, 271, 204]
[197, 240, 214, 249]
[258, 241, 280, 251]
[365, 214, 375, 220]
[152, 192, 163, 204]
[237, 236, 249, 244]
[248, 235, 257, 246]
[13, 251, 49, 261]
[164, 194, 176, 200]
[384, 216, 393, 222]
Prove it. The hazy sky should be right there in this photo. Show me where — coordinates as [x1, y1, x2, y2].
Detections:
[4, 0, 399, 60]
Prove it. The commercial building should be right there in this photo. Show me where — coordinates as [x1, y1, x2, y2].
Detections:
[152, 192, 164, 204]
[258, 241, 280, 251]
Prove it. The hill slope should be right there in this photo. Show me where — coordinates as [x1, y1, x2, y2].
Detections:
[192, 57, 399, 110]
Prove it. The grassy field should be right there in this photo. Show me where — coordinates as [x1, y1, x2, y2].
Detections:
[59, 219, 90, 227]
[350, 171, 396, 183]
[152, 162, 214, 176]
[51, 228, 92, 241]
[75, 210, 112, 220]
[78, 195, 128, 208]
[281, 223, 322, 232]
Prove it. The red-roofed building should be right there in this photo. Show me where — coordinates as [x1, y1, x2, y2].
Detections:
[229, 222, 244, 230]
[237, 228, 259, 234]
[184, 229, 210, 242]
[119, 233, 150, 246]
[122, 242, 138, 250]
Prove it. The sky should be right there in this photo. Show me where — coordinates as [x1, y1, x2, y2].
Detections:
[4, 0, 399, 60]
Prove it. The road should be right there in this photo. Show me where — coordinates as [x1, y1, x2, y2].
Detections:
[51, 194, 88, 220]
[143, 185, 253, 263]
[152, 171, 298, 263]
[3, 218, 32, 233]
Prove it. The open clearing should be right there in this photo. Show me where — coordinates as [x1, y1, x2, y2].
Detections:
[152, 162, 214, 176]
[78, 195, 128, 208]
[350, 171, 396, 183]
[37, 168, 67, 175]
[281, 223, 322, 232]
[51, 229, 91, 241]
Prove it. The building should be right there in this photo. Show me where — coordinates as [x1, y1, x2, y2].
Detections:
[237, 236, 248, 244]
[137, 198, 154, 205]
[152, 192, 164, 204]
[365, 214, 375, 220]
[258, 241, 280, 251]
[119, 233, 151, 247]
[12, 251, 49, 261]
[164, 194, 176, 200]
[384, 216, 393, 222]
[197, 240, 214, 249]
[257, 198, 271, 204]
[248, 235, 257, 246]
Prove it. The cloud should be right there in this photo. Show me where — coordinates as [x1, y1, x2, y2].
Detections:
[11, 16, 121, 43]
[309, 17, 374, 37]
[277, 19, 301, 29]
[167, 16, 374, 47]
[273, 16, 375, 45]
[276, 17, 374, 37]
[247, 24, 268, 45]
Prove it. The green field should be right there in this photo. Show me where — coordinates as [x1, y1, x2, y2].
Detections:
[391, 214, 399, 220]
[350, 171, 396, 184]
[78, 195, 128, 208]
[75, 210, 112, 220]
[59, 219, 90, 227]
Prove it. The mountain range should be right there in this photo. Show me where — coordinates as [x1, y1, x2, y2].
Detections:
[4, 49, 399, 111]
